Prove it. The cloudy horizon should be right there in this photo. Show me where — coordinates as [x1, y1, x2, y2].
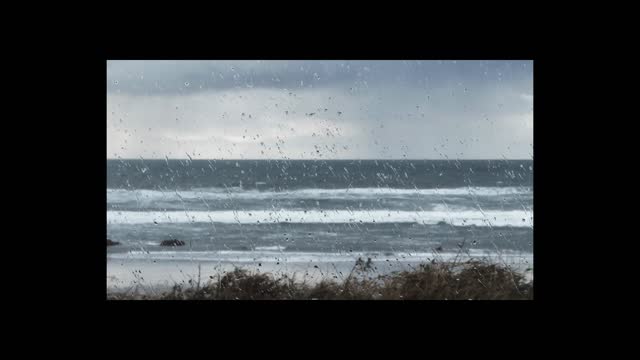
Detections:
[107, 60, 533, 160]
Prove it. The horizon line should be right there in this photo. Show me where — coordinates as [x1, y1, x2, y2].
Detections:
[106, 158, 533, 161]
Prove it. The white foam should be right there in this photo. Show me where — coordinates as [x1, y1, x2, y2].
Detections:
[108, 249, 533, 264]
[254, 245, 286, 251]
[106, 209, 533, 227]
[107, 186, 531, 203]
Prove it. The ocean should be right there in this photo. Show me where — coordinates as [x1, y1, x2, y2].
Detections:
[107, 159, 532, 269]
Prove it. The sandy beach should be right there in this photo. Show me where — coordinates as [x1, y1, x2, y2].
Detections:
[107, 250, 533, 294]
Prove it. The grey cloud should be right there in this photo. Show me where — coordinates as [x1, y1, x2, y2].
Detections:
[108, 60, 359, 95]
[107, 60, 532, 159]
[107, 60, 532, 95]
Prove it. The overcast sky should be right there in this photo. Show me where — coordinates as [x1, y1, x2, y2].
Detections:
[107, 60, 533, 160]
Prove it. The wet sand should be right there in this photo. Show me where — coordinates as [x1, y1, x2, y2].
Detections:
[107, 252, 533, 294]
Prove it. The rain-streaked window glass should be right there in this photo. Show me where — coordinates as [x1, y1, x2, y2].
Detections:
[107, 60, 533, 300]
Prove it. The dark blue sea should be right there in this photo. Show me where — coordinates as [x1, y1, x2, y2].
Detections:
[107, 159, 533, 264]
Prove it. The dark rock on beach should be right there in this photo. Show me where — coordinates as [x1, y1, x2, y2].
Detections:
[160, 239, 186, 247]
[107, 239, 120, 246]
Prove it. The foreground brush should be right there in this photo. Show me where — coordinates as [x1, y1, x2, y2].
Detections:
[108, 258, 533, 300]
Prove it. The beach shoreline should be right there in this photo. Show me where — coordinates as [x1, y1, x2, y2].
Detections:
[107, 250, 533, 295]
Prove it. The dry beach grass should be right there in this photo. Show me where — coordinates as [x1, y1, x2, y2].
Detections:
[107, 257, 533, 300]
